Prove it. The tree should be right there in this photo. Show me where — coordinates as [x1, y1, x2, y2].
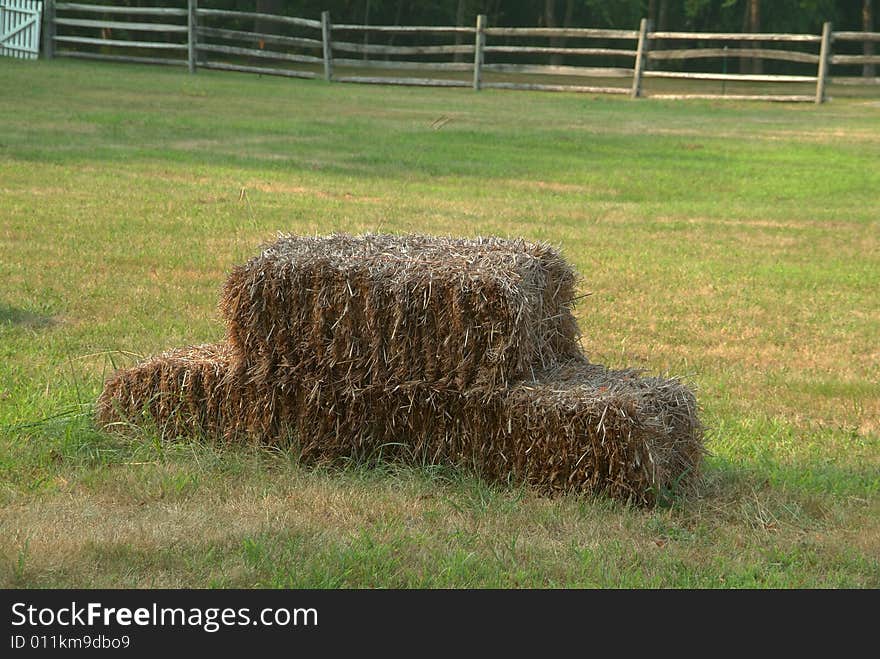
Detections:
[740, 0, 761, 74]
[865, 0, 876, 78]
[746, 0, 763, 73]
[542, 0, 576, 65]
[453, 0, 469, 63]
[646, 0, 669, 71]
[255, 0, 283, 34]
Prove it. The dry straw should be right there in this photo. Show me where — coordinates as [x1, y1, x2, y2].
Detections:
[241, 359, 702, 504]
[95, 344, 239, 441]
[97, 233, 704, 505]
[219, 233, 582, 393]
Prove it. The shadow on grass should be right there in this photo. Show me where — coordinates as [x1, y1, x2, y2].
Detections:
[0, 303, 56, 329]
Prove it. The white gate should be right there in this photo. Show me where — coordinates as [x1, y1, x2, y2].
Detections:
[0, 0, 42, 59]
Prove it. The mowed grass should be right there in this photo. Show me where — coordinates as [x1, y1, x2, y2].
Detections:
[1, 59, 878, 588]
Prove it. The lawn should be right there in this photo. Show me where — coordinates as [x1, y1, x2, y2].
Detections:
[0, 58, 878, 587]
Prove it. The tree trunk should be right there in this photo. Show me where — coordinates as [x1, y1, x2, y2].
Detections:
[255, 0, 283, 35]
[748, 0, 761, 74]
[740, 0, 761, 74]
[652, 0, 668, 71]
[487, 0, 502, 31]
[544, 0, 557, 64]
[454, 0, 467, 63]
[544, 0, 572, 66]
[865, 0, 876, 78]
[560, 0, 574, 63]
[362, 0, 371, 61]
[647, 0, 657, 69]
[388, 0, 402, 48]
[253, 0, 282, 65]
[658, 0, 668, 31]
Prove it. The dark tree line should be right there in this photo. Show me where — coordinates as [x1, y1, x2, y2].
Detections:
[231, 0, 872, 34]
[242, 0, 875, 75]
[112, 0, 872, 33]
[74, 0, 878, 76]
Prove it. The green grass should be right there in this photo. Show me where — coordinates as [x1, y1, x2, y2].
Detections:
[1, 59, 878, 588]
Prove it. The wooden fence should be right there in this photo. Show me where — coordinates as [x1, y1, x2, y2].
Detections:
[40, 1, 880, 104]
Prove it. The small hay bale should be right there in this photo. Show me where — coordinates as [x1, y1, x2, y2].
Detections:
[95, 343, 241, 441]
[219, 233, 582, 392]
[498, 360, 704, 504]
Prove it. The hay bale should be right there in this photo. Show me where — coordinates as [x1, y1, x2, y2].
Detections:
[95, 344, 241, 441]
[221, 358, 703, 505]
[96, 231, 704, 505]
[96, 350, 702, 504]
[219, 233, 582, 392]
[322, 361, 701, 505]
[498, 360, 704, 504]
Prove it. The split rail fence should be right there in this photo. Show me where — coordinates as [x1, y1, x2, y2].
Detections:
[37, 0, 880, 103]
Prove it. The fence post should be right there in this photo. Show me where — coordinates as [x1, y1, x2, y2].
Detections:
[473, 14, 486, 91]
[631, 17, 650, 98]
[815, 21, 832, 103]
[42, 0, 55, 59]
[187, 0, 197, 73]
[321, 10, 333, 81]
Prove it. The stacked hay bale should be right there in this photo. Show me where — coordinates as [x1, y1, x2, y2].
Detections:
[219, 234, 582, 393]
[97, 233, 703, 504]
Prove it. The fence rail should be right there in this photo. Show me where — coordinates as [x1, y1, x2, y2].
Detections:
[54, 3, 185, 16]
[196, 26, 322, 50]
[648, 48, 820, 64]
[53, 17, 187, 31]
[834, 31, 880, 41]
[332, 42, 473, 55]
[333, 24, 472, 34]
[33, 1, 880, 104]
[196, 7, 320, 30]
[649, 30, 822, 42]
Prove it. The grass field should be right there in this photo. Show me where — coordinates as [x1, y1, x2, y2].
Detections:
[1, 59, 878, 588]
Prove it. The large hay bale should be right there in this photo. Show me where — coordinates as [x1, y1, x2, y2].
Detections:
[96, 349, 701, 504]
[219, 233, 582, 392]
